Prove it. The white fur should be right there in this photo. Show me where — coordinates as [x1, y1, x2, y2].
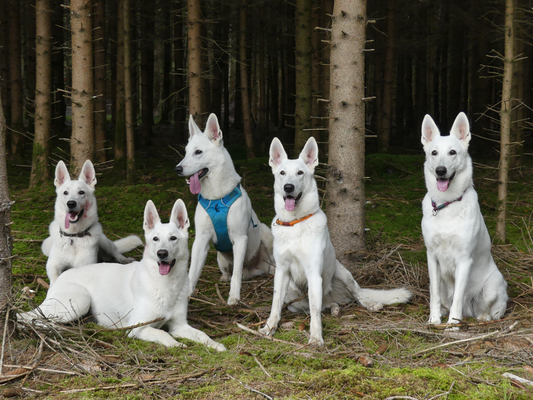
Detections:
[20, 200, 226, 351]
[42, 160, 143, 285]
[260, 137, 412, 346]
[175, 114, 274, 305]
[421, 112, 508, 327]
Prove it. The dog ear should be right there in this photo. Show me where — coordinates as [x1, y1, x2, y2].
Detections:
[299, 137, 319, 172]
[170, 199, 190, 231]
[269, 138, 288, 172]
[205, 113, 223, 145]
[79, 160, 97, 188]
[421, 114, 440, 149]
[450, 112, 471, 146]
[143, 200, 161, 233]
[188, 114, 201, 139]
[54, 161, 71, 188]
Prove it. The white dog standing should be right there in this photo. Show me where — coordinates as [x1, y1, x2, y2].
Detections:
[175, 114, 274, 305]
[421, 112, 508, 326]
[42, 160, 142, 285]
[260, 137, 412, 346]
[20, 199, 226, 351]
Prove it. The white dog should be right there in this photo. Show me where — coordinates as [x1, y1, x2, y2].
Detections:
[20, 199, 226, 350]
[260, 137, 412, 346]
[42, 160, 142, 285]
[421, 112, 508, 326]
[175, 114, 274, 305]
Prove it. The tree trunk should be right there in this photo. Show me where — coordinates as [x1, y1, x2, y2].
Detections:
[187, 0, 203, 120]
[379, 0, 395, 153]
[51, 1, 66, 135]
[173, 1, 185, 140]
[0, 92, 13, 345]
[496, 0, 515, 243]
[24, 2, 37, 136]
[70, 0, 94, 174]
[239, 0, 255, 158]
[8, 0, 24, 159]
[123, 0, 135, 183]
[140, 0, 155, 145]
[30, 0, 53, 187]
[326, 0, 367, 262]
[293, 0, 313, 154]
[115, 0, 126, 170]
[0, 2, 9, 126]
[159, 0, 172, 124]
[93, 0, 107, 163]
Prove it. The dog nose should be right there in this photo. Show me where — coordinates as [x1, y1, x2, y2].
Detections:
[67, 200, 77, 209]
[436, 166, 447, 177]
[157, 250, 168, 259]
[284, 184, 295, 193]
[175, 165, 183, 175]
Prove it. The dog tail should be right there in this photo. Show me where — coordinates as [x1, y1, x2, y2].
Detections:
[357, 287, 412, 312]
[114, 235, 143, 254]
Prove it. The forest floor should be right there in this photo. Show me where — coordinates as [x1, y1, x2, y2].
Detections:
[2, 128, 533, 399]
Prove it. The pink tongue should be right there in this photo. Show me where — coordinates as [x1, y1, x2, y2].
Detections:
[159, 262, 171, 275]
[65, 214, 71, 229]
[189, 172, 201, 195]
[285, 197, 296, 211]
[437, 179, 450, 192]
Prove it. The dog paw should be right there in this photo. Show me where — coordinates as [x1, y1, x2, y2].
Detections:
[428, 315, 441, 325]
[259, 325, 275, 336]
[308, 336, 324, 347]
[118, 256, 135, 264]
[444, 326, 460, 332]
[220, 274, 231, 283]
[330, 303, 340, 317]
[213, 342, 227, 352]
[365, 302, 383, 312]
[227, 296, 239, 306]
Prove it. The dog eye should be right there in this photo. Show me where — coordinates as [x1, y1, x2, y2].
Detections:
[78, 190, 85, 195]
[195, 150, 203, 155]
[449, 150, 456, 155]
[170, 236, 177, 241]
[280, 171, 285, 176]
[297, 171, 303, 176]
[431, 150, 437, 156]
[153, 237, 159, 242]
[63, 191, 68, 195]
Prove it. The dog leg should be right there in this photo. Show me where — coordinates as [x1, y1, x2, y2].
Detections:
[447, 260, 471, 326]
[188, 234, 211, 296]
[259, 264, 290, 336]
[307, 271, 324, 346]
[217, 252, 232, 282]
[129, 326, 187, 347]
[427, 251, 442, 325]
[227, 235, 248, 305]
[170, 324, 226, 352]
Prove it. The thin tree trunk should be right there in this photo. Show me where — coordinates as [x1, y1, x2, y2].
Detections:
[140, 0, 154, 145]
[30, 0, 53, 187]
[93, 0, 107, 163]
[187, 0, 203, 119]
[51, 1, 65, 135]
[496, 0, 515, 243]
[0, 92, 13, 342]
[0, 2, 9, 125]
[379, 0, 395, 153]
[159, 0, 172, 123]
[70, 0, 94, 174]
[173, 1, 185, 140]
[115, 0, 126, 169]
[123, 0, 134, 183]
[239, 0, 255, 158]
[25, 2, 37, 136]
[326, 0, 367, 262]
[8, 0, 24, 159]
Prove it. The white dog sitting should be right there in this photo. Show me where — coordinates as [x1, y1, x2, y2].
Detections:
[421, 112, 508, 326]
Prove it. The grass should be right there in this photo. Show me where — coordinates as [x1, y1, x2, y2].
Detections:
[2, 139, 533, 399]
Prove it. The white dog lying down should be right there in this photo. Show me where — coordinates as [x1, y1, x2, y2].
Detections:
[259, 137, 412, 346]
[421, 112, 507, 326]
[42, 160, 142, 285]
[20, 199, 226, 350]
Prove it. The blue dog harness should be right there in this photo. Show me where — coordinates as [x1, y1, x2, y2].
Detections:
[198, 184, 257, 253]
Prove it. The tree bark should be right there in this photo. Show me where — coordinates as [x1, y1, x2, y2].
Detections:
[70, 0, 94, 175]
[30, 0, 53, 187]
[115, 0, 126, 170]
[8, 0, 24, 159]
[187, 0, 203, 120]
[326, 0, 367, 262]
[496, 0, 515, 243]
[0, 92, 13, 344]
[140, 0, 155, 145]
[123, 0, 135, 183]
[379, 0, 395, 153]
[239, 0, 255, 158]
[93, 0, 107, 163]
[293, 0, 313, 154]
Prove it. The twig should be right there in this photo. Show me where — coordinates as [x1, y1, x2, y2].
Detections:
[384, 396, 419, 400]
[227, 373, 273, 400]
[189, 296, 217, 306]
[0, 305, 10, 375]
[253, 355, 272, 378]
[429, 381, 455, 400]
[215, 283, 227, 305]
[412, 330, 500, 357]
[236, 323, 312, 348]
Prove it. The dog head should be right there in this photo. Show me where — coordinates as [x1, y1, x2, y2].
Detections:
[421, 112, 472, 194]
[269, 137, 319, 216]
[143, 199, 189, 276]
[54, 160, 98, 231]
[175, 113, 227, 195]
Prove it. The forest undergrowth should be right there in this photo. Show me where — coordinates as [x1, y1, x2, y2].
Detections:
[2, 134, 533, 399]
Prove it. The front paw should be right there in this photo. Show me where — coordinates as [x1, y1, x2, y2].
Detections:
[259, 324, 276, 336]
[118, 255, 135, 264]
[308, 335, 324, 347]
[428, 314, 441, 325]
[220, 274, 231, 283]
[227, 296, 239, 306]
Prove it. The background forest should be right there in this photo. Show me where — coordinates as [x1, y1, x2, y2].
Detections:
[1, 0, 533, 398]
